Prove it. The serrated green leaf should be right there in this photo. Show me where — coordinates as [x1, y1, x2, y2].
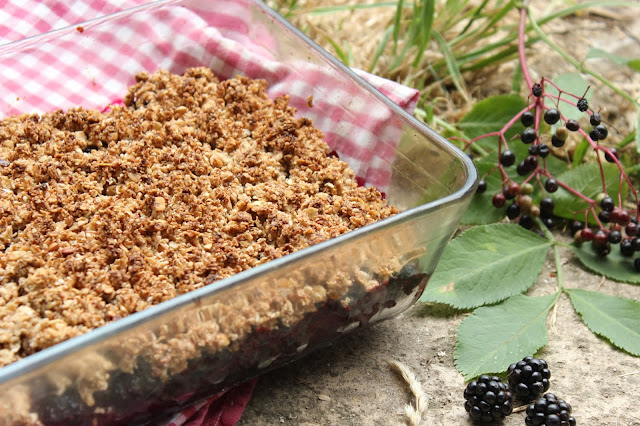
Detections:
[566, 289, 640, 356]
[544, 73, 591, 121]
[421, 224, 551, 308]
[570, 242, 640, 284]
[455, 294, 556, 380]
[552, 163, 622, 224]
[456, 94, 527, 146]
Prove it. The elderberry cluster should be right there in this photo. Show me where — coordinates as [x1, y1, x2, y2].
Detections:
[474, 80, 639, 273]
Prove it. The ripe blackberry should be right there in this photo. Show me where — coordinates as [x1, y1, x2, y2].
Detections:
[576, 97, 588, 112]
[521, 129, 537, 144]
[565, 120, 580, 132]
[521, 111, 535, 127]
[500, 150, 516, 167]
[507, 357, 551, 402]
[477, 180, 488, 194]
[464, 375, 513, 423]
[525, 393, 575, 426]
[544, 109, 560, 125]
[590, 112, 602, 126]
[532, 83, 543, 97]
[545, 178, 559, 193]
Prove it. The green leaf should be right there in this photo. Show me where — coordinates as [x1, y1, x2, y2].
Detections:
[455, 294, 556, 380]
[456, 94, 527, 144]
[552, 163, 622, 224]
[570, 242, 640, 284]
[421, 224, 551, 308]
[544, 73, 591, 122]
[628, 59, 640, 72]
[566, 289, 640, 356]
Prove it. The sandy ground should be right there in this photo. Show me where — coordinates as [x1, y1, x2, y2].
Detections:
[239, 2, 640, 426]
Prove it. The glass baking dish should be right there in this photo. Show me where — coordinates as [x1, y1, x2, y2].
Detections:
[0, 0, 476, 424]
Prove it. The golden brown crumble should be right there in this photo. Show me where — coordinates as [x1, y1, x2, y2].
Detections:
[0, 67, 397, 369]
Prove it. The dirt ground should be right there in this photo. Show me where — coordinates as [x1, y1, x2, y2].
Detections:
[239, 2, 640, 426]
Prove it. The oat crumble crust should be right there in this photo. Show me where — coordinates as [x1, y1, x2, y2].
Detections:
[0, 67, 398, 369]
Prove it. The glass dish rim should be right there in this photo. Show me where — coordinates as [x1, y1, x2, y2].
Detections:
[0, 0, 477, 385]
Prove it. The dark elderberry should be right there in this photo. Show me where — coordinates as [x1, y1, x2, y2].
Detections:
[503, 182, 520, 199]
[528, 145, 539, 156]
[565, 119, 580, 131]
[590, 112, 602, 126]
[594, 124, 608, 140]
[519, 215, 535, 230]
[633, 237, 640, 251]
[598, 210, 611, 224]
[537, 144, 550, 158]
[543, 108, 560, 125]
[507, 203, 521, 220]
[544, 178, 558, 193]
[581, 227, 594, 242]
[593, 230, 608, 247]
[617, 210, 631, 227]
[610, 208, 621, 224]
[521, 111, 535, 127]
[551, 135, 566, 148]
[493, 193, 506, 208]
[532, 83, 543, 97]
[635, 258, 640, 272]
[608, 230, 622, 244]
[477, 180, 487, 194]
[570, 220, 584, 236]
[517, 161, 529, 176]
[577, 97, 588, 112]
[626, 222, 638, 237]
[542, 217, 554, 229]
[521, 128, 537, 144]
[589, 128, 602, 142]
[540, 197, 554, 218]
[500, 150, 516, 167]
[620, 239, 635, 257]
[605, 148, 618, 163]
[600, 196, 615, 212]
[524, 155, 539, 171]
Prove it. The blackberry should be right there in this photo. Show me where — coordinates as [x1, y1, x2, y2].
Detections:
[565, 120, 580, 132]
[525, 393, 576, 426]
[532, 83, 543, 97]
[464, 375, 513, 423]
[521, 111, 535, 127]
[576, 97, 588, 112]
[477, 179, 487, 194]
[544, 109, 561, 125]
[500, 150, 516, 167]
[521, 128, 538, 144]
[590, 112, 601, 126]
[507, 357, 551, 402]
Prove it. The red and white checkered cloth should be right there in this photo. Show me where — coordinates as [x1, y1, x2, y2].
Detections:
[0, 1, 419, 425]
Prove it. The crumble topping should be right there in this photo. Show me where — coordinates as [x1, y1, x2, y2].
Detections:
[0, 67, 397, 369]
